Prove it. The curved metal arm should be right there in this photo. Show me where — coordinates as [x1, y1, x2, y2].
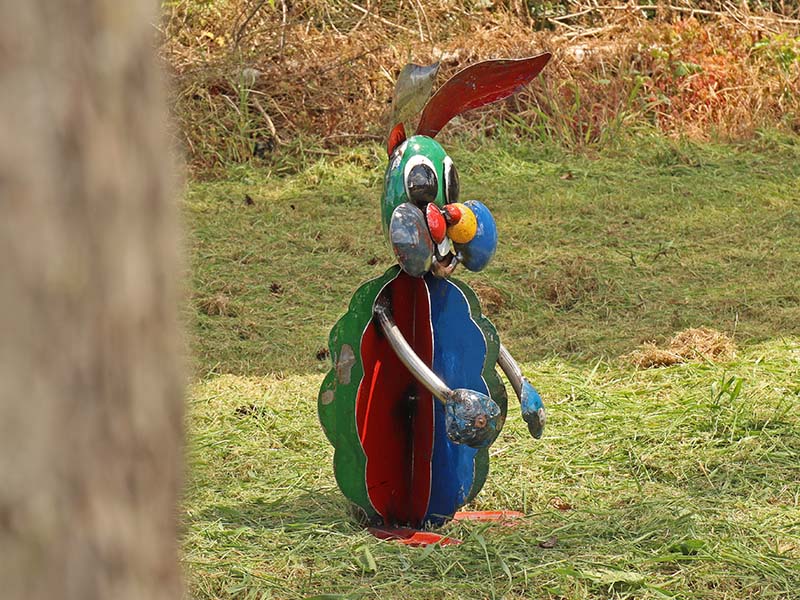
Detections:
[373, 297, 451, 404]
[498, 344, 524, 399]
[497, 344, 546, 439]
[372, 295, 502, 448]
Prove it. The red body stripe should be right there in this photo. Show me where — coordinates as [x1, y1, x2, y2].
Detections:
[358, 360, 381, 445]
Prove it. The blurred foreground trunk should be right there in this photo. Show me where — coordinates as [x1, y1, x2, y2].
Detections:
[0, 3, 183, 600]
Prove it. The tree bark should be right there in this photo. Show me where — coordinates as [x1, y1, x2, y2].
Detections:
[0, 3, 183, 599]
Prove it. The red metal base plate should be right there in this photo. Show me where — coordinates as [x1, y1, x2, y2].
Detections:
[367, 526, 461, 547]
[367, 511, 524, 547]
[453, 510, 524, 523]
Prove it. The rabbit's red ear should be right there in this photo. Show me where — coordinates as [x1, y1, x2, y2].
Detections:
[387, 123, 407, 157]
[417, 53, 552, 138]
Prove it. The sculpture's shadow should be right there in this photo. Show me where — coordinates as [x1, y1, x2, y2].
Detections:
[192, 488, 357, 533]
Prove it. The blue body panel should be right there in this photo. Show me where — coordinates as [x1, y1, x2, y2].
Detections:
[423, 276, 488, 525]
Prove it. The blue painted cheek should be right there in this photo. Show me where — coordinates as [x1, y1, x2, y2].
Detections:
[456, 200, 498, 272]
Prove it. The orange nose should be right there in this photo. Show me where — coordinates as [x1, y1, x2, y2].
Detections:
[443, 204, 462, 225]
[447, 203, 477, 244]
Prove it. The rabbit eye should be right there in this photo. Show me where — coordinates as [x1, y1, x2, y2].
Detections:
[404, 156, 438, 208]
[443, 156, 459, 204]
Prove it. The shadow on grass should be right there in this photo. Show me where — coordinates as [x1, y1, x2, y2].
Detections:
[193, 485, 709, 553]
[193, 489, 359, 533]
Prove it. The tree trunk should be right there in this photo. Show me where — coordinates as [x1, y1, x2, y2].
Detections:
[0, 3, 183, 600]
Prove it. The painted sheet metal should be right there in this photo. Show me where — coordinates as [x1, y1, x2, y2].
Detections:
[448, 278, 508, 505]
[424, 276, 486, 524]
[356, 274, 434, 526]
[319, 269, 508, 528]
[318, 267, 402, 520]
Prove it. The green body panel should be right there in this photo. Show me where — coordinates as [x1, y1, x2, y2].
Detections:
[318, 266, 402, 518]
[381, 135, 449, 235]
[448, 277, 508, 504]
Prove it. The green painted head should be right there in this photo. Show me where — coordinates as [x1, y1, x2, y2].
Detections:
[380, 134, 459, 237]
[381, 54, 552, 239]
[379, 54, 552, 277]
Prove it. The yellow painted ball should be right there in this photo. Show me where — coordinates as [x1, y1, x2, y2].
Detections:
[446, 203, 477, 244]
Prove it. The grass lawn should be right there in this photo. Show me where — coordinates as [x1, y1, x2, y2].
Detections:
[182, 133, 800, 599]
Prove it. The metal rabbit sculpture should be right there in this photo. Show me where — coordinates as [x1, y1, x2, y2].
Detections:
[318, 54, 551, 543]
